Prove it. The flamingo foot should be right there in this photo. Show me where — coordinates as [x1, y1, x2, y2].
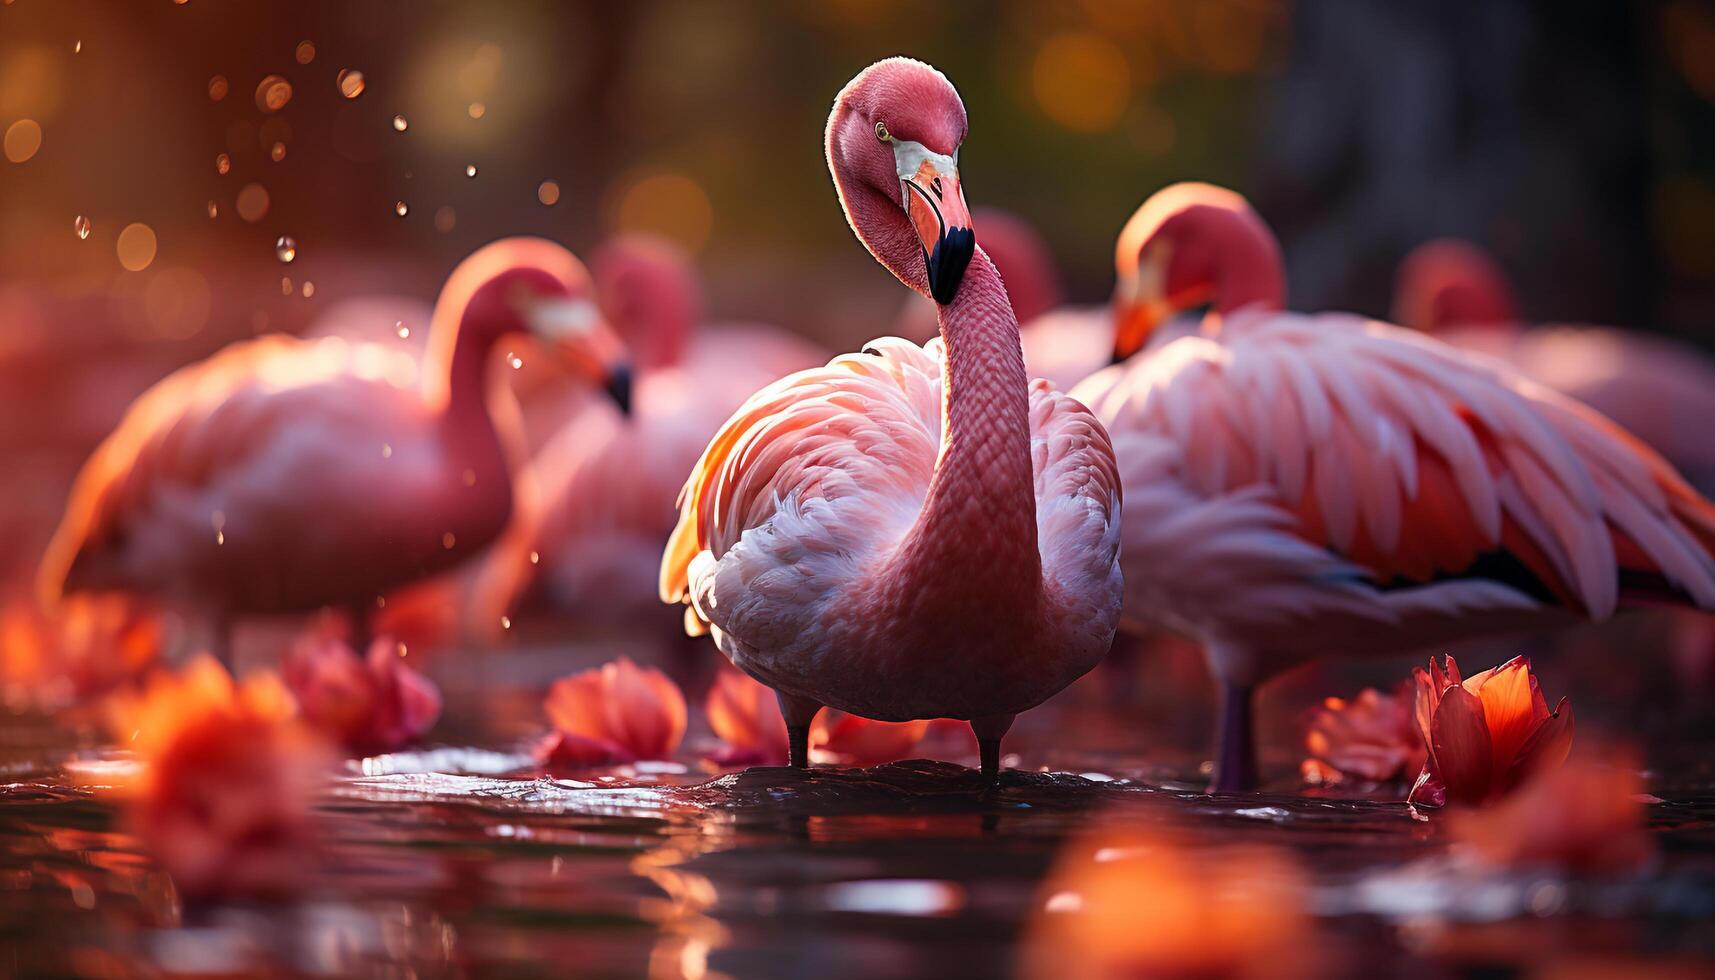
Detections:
[969, 713, 1014, 785]
[1208, 683, 1258, 793]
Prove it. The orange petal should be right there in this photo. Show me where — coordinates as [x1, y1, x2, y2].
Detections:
[706, 670, 788, 762]
[1507, 697, 1574, 791]
[1430, 685, 1493, 805]
[1470, 657, 1537, 771]
[543, 671, 607, 740]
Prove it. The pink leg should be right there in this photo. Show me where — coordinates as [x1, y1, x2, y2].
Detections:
[774, 690, 823, 769]
[970, 713, 1014, 783]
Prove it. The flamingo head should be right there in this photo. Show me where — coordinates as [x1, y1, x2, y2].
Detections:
[1392, 239, 1520, 334]
[827, 57, 975, 305]
[443, 237, 633, 414]
[591, 234, 702, 371]
[1110, 183, 1285, 363]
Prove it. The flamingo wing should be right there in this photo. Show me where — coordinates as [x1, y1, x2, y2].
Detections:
[1075, 310, 1715, 628]
[1028, 379, 1124, 649]
[660, 338, 940, 641]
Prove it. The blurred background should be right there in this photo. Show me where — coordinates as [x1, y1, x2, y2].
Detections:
[5, 0, 1715, 584]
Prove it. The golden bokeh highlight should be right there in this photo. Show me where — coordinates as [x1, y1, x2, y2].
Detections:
[208, 75, 229, 101]
[3, 119, 42, 163]
[294, 41, 316, 65]
[468, 102, 486, 119]
[235, 183, 271, 223]
[1031, 32, 1131, 133]
[215, 152, 231, 175]
[337, 69, 366, 99]
[606, 169, 713, 252]
[536, 180, 560, 206]
[255, 75, 294, 113]
[116, 224, 158, 272]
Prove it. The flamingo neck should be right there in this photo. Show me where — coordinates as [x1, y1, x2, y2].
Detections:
[425, 306, 508, 450]
[893, 248, 1041, 620]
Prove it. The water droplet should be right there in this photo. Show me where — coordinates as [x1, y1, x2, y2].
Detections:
[395, 321, 409, 339]
[73, 215, 90, 239]
[509, 354, 523, 369]
[394, 201, 408, 217]
[500, 615, 512, 630]
[274, 236, 296, 262]
[392, 114, 408, 132]
[270, 141, 286, 162]
[441, 532, 456, 549]
[73, 40, 81, 54]
[294, 41, 315, 65]
[396, 642, 408, 658]
[337, 68, 366, 99]
[208, 75, 228, 101]
[255, 74, 293, 113]
[467, 102, 486, 119]
[215, 152, 231, 175]
[301, 280, 315, 298]
[281, 276, 293, 295]
[206, 200, 218, 218]
[216, 530, 224, 545]
[529, 551, 540, 565]
[465, 164, 477, 178]
[537, 180, 560, 206]
[381, 443, 392, 458]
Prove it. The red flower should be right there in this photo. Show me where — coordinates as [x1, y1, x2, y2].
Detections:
[1301, 682, 1426, 787]
[115, 657, 333, 899]
[282, 632, 442, 755]
[539, 657, 686, 767]
[1410, 655, 1573, 807]
[0, 594, 163, 711]
[704, 669, 928, 767]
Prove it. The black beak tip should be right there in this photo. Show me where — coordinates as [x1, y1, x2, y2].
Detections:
[605, 363, 634, 417]
[927, 226, 976, 306]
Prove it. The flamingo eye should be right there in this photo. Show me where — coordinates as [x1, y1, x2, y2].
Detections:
[874, 121, 892, 143]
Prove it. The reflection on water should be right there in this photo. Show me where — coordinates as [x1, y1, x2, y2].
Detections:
[2, 727, 1714, 978]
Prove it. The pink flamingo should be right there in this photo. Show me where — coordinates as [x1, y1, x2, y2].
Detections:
[39, 238, 632, 659]
[1074, 183, 1715, 791]
[465, 235, 825, 634]
[659, 58, 1123, 780]
[1395, 239, 1715, 491]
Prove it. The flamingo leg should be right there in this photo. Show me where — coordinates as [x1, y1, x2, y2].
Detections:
[970, 713, 1015, 784]
[773, 690, 822, 770]
[1209, 683, 1258, 793]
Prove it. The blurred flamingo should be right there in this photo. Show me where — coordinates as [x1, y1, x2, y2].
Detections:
[660, 58, 1123, 780]
[465, 234, 825, 637]
[1395, 239, 1715, 492]
[1074, 183, 1715, 791]
[895, 207, 1112, 392]
[40, 238, 632, 662]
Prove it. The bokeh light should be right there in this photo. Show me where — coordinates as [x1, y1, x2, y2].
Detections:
[115, 223, 158, 272]
[236, 184, 270, 222]
[1032, 32, 1132, 133]
[3, 119, 41, 163]
[605, 169, 713, 252]
[255, 74, 294, 113]
[536, 180, 560, 206]
[337, 69, 366, 99]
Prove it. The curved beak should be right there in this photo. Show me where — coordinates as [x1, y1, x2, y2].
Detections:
[895, 143, 974, 305]
[525, 297, 634, 416]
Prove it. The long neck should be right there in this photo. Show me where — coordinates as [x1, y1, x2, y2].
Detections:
[891, 249, 1041, 618]
[423, 307, 507, 451]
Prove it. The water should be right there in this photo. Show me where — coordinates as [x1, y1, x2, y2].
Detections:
[2, 708, 1712, 978]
